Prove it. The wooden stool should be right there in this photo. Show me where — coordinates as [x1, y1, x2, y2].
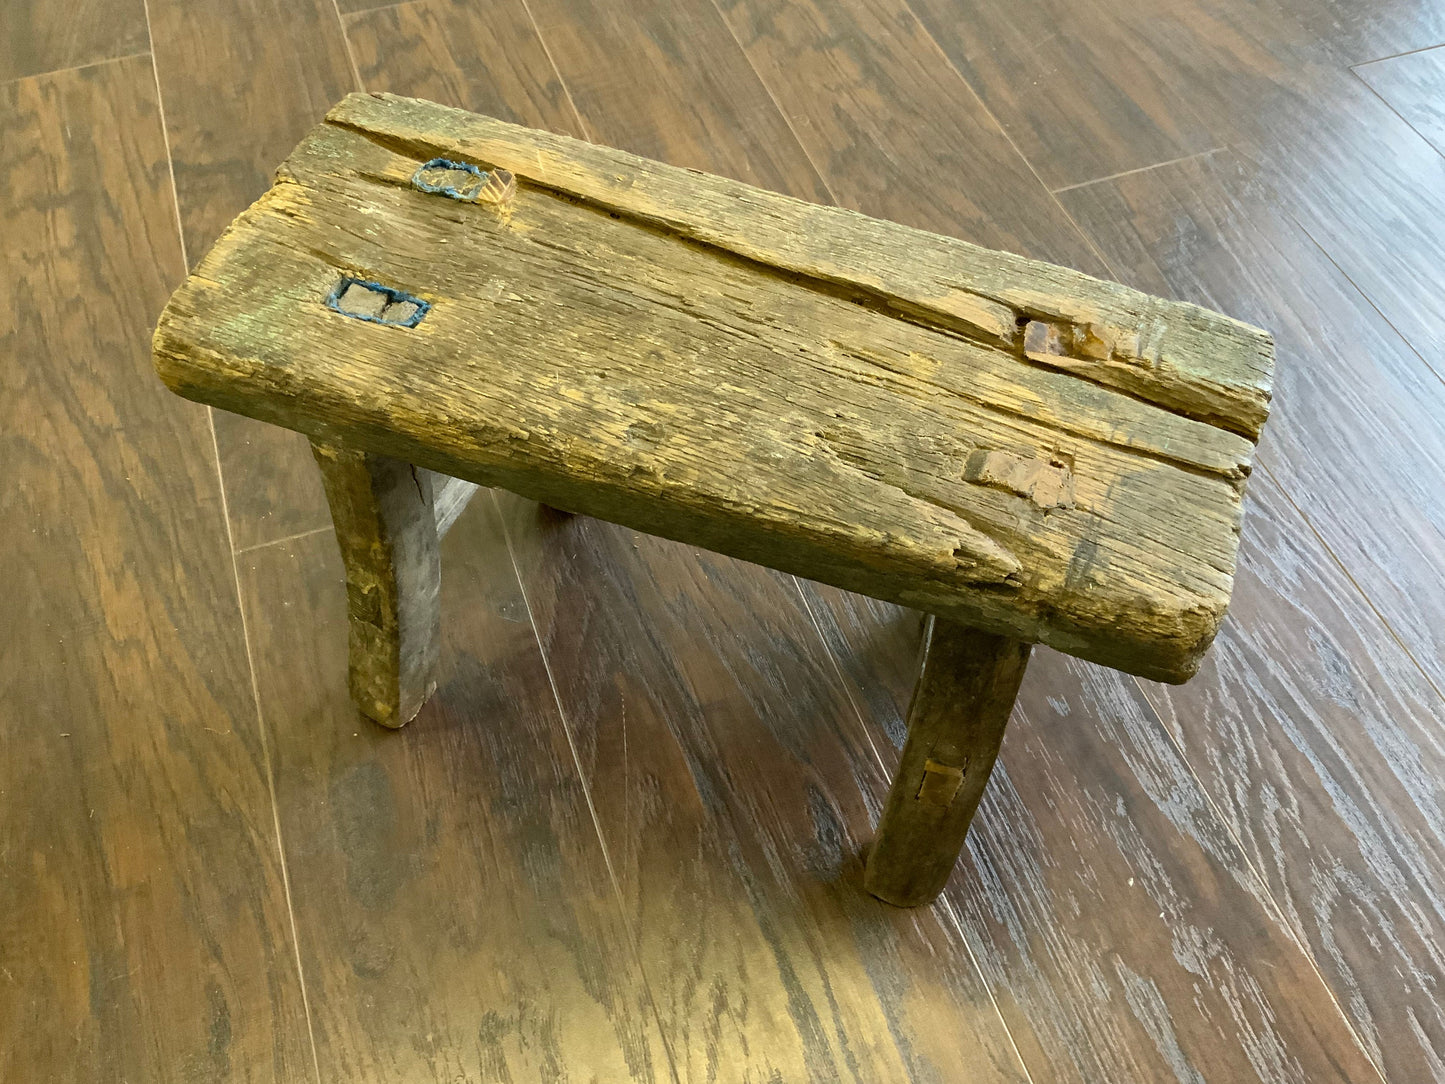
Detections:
[154, 93, 1273, 907]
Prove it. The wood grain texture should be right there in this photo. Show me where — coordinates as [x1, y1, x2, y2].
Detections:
[327, 91, 1273, 437]
[800, 583, 1383, 1083]
[1060, 149, 1445, 1082]
[237, 509, 673, 1082]
[1141, 476, 1445, 1082]
[0, 56, 311, 1081]
[1058, 148, 1445, 715]
[147, 0, 358, 550]
[349, 10, 1031, 1077]
[1066, 0, 1445, 391]
[343, 0, 584, 134]
[1268, 0, 1445, 64]
[311, 443, 442, 726]
[711, 0, 1107, 272]
[522, 0, 834, 200]
[496, 497, 1031, 1084]
[708, 14, 1378, 1076]
[0, 0, 147, 84]
[154, 98, 1269, 681]
[1354, 45, 1445, 157]
[913, 0, 1445, 386]
[864, 619, 1030, 906]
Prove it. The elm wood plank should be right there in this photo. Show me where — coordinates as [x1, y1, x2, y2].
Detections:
[496, 497, 1030, 1084]
[311, 443, 441, 726]
[864, 620, 1030, 906]
[154, 99, 1269, 682]
[1354, 45, 1445, 158]
[0, 57, 310, 1082]
[0, 0, 147, 85]
[237, 509, 672, 1083]
[710, 0, 1105, 273]
[1060, 152, 1445, 1080]
[1057, 149, 1445, 707]
[318, 92, 1270, 438]
[147, 0, 357, 551]
[342, 0, 584, 135]
[798, 583, 1384, 1084]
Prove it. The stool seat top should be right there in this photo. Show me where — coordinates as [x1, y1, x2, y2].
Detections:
[154, 93, 1273, 682]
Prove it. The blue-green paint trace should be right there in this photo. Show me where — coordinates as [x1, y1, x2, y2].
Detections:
[325, 277, 430, 328]
[413, 157, 490, 200]
[412, 157, 517, 204]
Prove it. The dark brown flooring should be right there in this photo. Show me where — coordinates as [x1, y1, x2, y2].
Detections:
[3, 0, 1444, 1080]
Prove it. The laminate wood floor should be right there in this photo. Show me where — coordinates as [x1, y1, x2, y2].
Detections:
[4, 0, 1443, 1080]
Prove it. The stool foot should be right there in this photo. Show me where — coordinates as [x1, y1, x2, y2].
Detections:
[311, 441, 441, 728]
[864, 617, 1030, 907]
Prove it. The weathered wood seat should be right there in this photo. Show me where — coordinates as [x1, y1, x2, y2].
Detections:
[153, 93, 1273, 907]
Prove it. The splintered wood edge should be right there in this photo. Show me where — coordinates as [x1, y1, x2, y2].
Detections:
[147, 95, 1267, 683]
[319, 92, 1275, 441]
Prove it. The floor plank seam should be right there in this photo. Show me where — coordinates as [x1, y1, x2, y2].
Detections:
[139, 8, 323, 1077]
[206, 410, 325, 1084]
[328, 0, 365, 92]
[936, 894, 1039, 1084]
[0, 50, 157, 90]
[787, 578, 1037, 1081]
[0, 50, 154, 91]
[516, 0, 594, 141]
[791, 577, 890, 779]
[1127, 474, 1391, 1083]
[339, 0, 424, 20]
[489, 491, 684, 1084]
[896, 0, 1117, 275]
[233, 525, 333, 556]
[1350, 41, 1445, 68]
[702, 0, 838, 204]
[1280, 184, 1445, 400]
[1049, 148, 1227, 195]
[1346, 63, 1445, 167]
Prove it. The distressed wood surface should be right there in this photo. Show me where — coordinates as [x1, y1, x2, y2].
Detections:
[153, 95, 1270, 681]
[311, 442, 442, 725]
[864, 618, 1030, 906]
[0, 57, 311, 1082]
[328, 92, 1273, 437]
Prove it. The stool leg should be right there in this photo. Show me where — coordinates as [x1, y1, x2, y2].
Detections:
[311, 441, 442, 727]
[864, 616, 1031, 906]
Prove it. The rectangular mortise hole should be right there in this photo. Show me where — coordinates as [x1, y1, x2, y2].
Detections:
[325, 277, 429, 327]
